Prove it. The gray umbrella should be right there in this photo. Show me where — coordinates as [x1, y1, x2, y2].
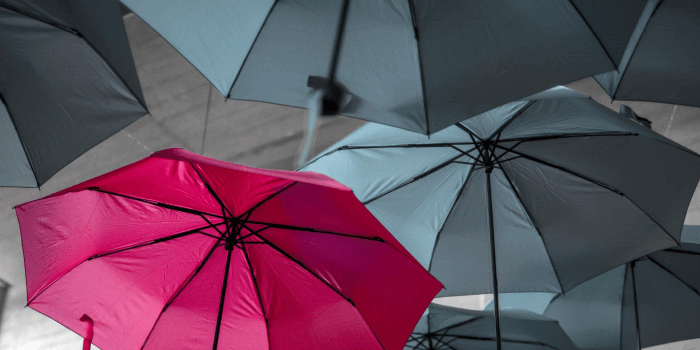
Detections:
[489, 225, 700, 350]
[122, 0, 648, 135]
[0, 0, 147, 187]
[300, 87, 700, 348]
[595, 1, 700, 107]
[407, 303, 578, 350]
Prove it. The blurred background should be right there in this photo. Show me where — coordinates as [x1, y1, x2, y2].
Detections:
[0, 6, 699, 350]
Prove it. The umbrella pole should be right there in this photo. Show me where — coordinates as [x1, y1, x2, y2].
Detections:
[486, 167, 502, 350]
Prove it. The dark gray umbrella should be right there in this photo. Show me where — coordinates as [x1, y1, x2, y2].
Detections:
[122, 0, 646, 135]
[0, 0, 147, 187]
[407, 303, 578, 350]
[489, 225, 700, 350]
[595, 1, 700, 107]
[300, 88, 700, 348]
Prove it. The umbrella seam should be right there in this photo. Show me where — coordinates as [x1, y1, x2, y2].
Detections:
[406, 0, 431, 135]
[566, 0, 616, 70]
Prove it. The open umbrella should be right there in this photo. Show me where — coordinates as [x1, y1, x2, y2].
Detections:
[594, 1, 700, 107]
[407, 303, 577, 350]
[121, 0, 646, 135]
[300, 87, 700, 348]
[488, 225, 700, 350]
[15, 148, 442, 350]
[0, 0, 147, 187]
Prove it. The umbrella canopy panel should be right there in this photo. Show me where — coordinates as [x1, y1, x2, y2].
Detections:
[491, 230, 700, 350]
[122, 0, 645, 134]
[15, 148, 442, 350]
[407, 303, 578, 350]
[595, 0, 700, 107]
[301, 89, 700, 296]
[0, 0, 147, 187]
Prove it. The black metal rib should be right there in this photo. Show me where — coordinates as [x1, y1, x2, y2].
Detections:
[492, 146, 623, 195]
[190, 163, 235, 219]
[238, 182, 298, 219]
[339, 142, 476, 150]
[456, 123, 483, 141]
[240, 243, 270, 348]
[0, 93, 40, 188]
[499, 168, 564, 293]
[141, 238, 223, 349]
[450, 145, 480, 163]
[212, 248, 233, 350]
[426, 167, 476, 273]
[227, 0, 278, 98]
[630, 261, 642, 350]
[433, 335, 457, 350]
[250, 232, 355, 306]
[245, 220, 384, 242]
[87, 222, 225, 260]
[363, 153, 466, 205]
[499, 131, 638, 143]
[648, 257, 700, 298]
[406, 0, 431, 135]
[484, 100, 535, 141]
[88, 187, 223, 219]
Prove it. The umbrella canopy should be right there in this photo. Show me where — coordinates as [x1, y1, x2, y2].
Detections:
[121, 0, 646, 134]
[301, 87, 700, 296]
[15, 148, 442, 350]
[407, 303, 578, 350]
[488, 225, 700, 350]
[0, 0, 147, 187]
[594, 1, 700, 107]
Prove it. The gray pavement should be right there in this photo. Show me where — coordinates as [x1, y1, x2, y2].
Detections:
[0, 13, 699, 350]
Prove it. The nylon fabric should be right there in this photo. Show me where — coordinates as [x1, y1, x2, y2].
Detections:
[501, 157, 677, 291]
[482, 293, 557, 315]
[0, 100, 33, 187]
[0, 4, 146, 186]
[16, 148, 441, 350]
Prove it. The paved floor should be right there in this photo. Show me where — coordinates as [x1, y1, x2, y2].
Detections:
[1, 12, 699, 350]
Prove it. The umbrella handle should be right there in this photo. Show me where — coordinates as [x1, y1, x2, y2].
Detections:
[79, 314, 93, 350]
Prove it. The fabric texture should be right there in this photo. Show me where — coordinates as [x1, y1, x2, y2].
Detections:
[0, 0, 147, 187]
[16, 148, 442, 350]
[122, 0, 644, 134]
[301, 87, 700, 297]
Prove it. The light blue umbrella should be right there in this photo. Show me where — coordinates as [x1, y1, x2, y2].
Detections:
[407, 303, 578, 350]
[300, 87, 700, 348]
[121, 0, 647, 135]
[487, 225, 700, 350]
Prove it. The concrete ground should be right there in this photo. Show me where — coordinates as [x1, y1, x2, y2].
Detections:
[1, 12, 699, 350]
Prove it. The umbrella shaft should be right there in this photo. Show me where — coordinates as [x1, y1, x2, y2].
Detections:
[486, 170, 502, 350]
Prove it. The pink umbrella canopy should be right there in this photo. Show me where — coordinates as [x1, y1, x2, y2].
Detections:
[15, 148, 443, 350]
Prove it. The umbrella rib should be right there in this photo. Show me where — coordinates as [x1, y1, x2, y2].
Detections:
[663, 248, 700, 256]
[450, 145, 481, 163]
[339, 142, 476, 150]
[87, 187, 223, 219]
[237, 182, 298, 219]
[240, 243, 271, 348]
[631, 261, 643, 349]
[86, 223, 224, 261]
[190, 163, 235, 219]
[433, 336, 457, 350]
[140, 237, 223, 349]
[648, 256, 700, 298]
[363, 152, 467, 205]
[212, 248, 233, 350]
[0, 93, 40, 187]
[407, 0, 431, 135]
[249, 232, 356, 306]
[566, 0, 616, 70]
[498, 131, 638, 143]
[438, 334, 557, 349]
[456, 123, 483, 141]
[426, 166, 477, 273]
[499, 167, 564, 292]
[245, 220, 386, 242]
[495, 146, 680, 246]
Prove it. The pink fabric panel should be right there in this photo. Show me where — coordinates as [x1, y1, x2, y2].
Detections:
[248, 181, 422, 267]
[46, 155, 222, 216]
[153, 148, 350, 191]
[16, 190, 215, 302]
[144, 246, 267, 350]
[29, 233, 217, 350]
[195, 163, 295, 217]
[246, 243, 383, 350]
[256, 228, 442, 350]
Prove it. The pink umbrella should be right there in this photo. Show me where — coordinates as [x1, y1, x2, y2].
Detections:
[15, 148, 442, 350]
